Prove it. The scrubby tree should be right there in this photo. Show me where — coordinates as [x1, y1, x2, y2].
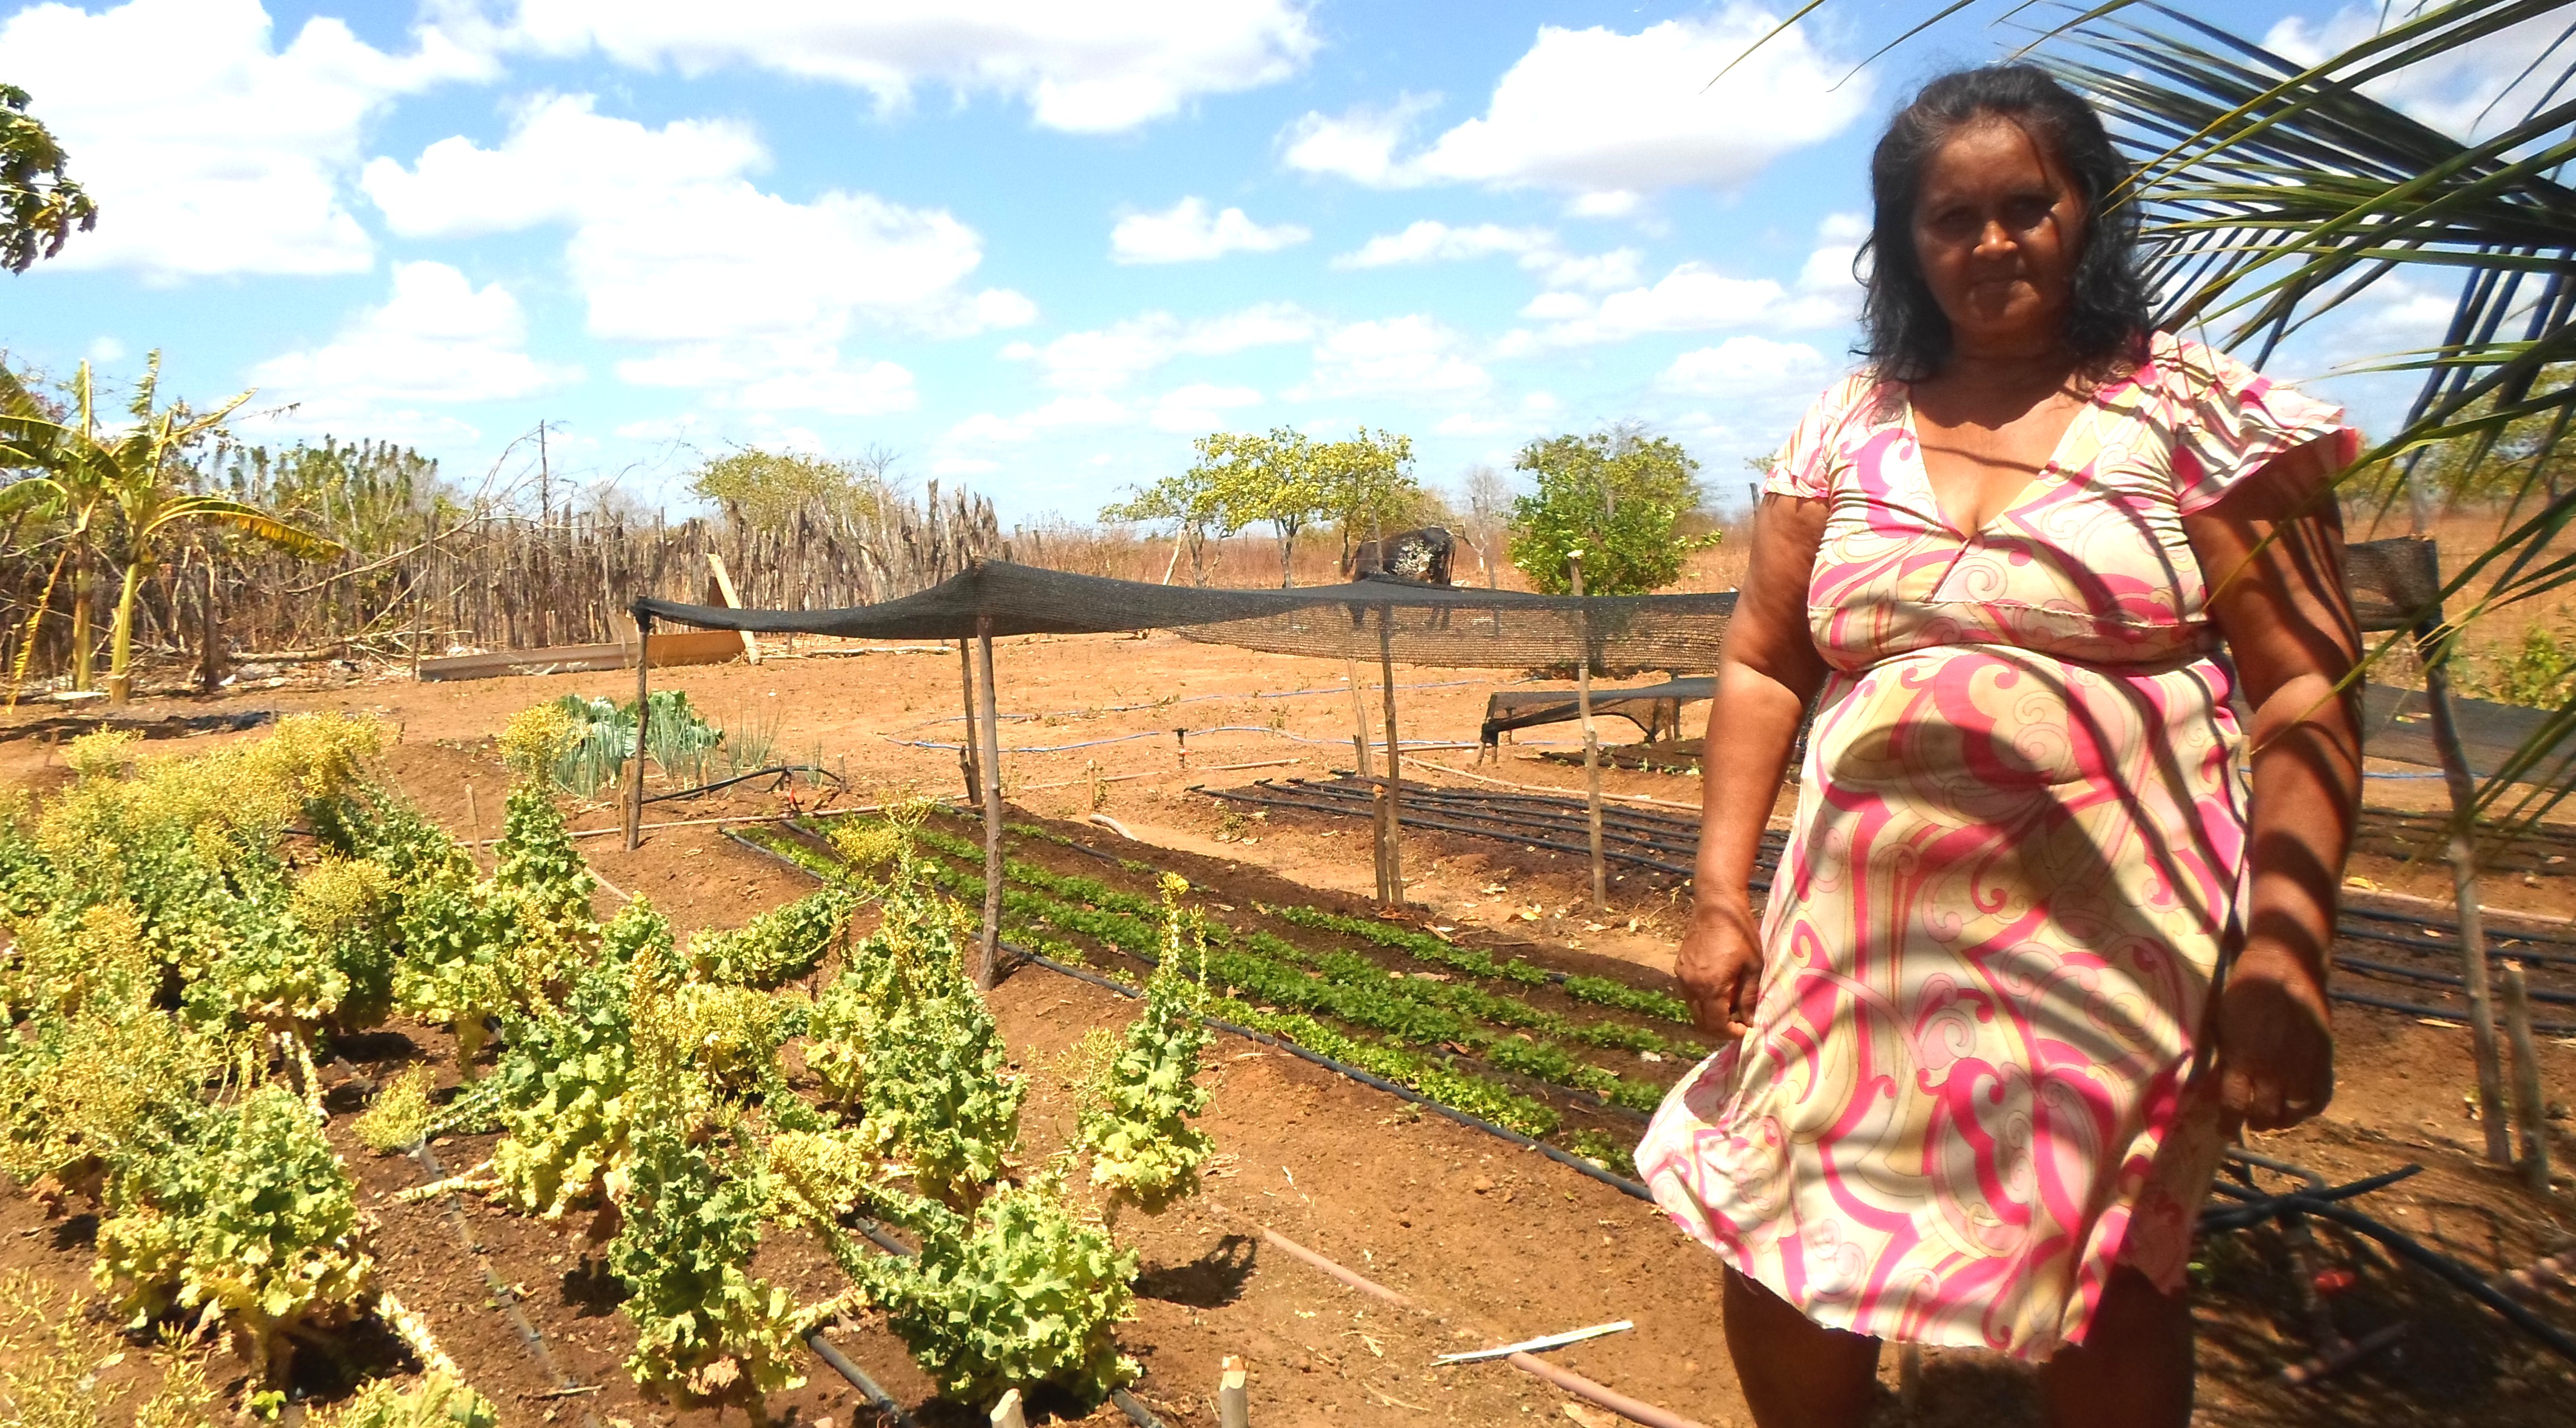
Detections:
[1200, 427, 1328, 586]
[1101, 466, 1229, 586]
[1507, 426, 1717, 595]
[689, 447, 896, 529]
[1314, 428, 1420, 565]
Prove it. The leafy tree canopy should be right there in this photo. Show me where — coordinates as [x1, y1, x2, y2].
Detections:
[0, 84, 94, 274]
[1507, 427, 1716, 595]
[688, 448, 891, 529]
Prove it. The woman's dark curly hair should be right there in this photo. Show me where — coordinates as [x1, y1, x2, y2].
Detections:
[1859, 64, 2152, 383]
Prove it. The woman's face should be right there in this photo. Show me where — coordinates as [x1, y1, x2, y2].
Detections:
[1910, 117, 2089, 358]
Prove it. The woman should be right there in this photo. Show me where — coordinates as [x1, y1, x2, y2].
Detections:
[1635, 65, 2361, 1427]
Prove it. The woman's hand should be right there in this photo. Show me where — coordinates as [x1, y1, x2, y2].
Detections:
[2213, 940, 2335, 1132]
[1677, 900, 1765, 1037]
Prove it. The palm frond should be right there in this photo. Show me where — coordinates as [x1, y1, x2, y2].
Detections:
[161, 497, 343, 562]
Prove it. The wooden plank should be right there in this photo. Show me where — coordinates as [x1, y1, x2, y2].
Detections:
[705, 553, 761, 665]
[417, 629, 744, 682]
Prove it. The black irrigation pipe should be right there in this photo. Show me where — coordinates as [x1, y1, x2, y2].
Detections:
[2204, 1167, 2576, 1364]
[2342, 902, 2576, 951]
[1003, 941, 1658, 1205]
[2198, 1164, 2425, 1234]
[2336, 953, 2576, 1005]
[1299, 776, 1717, 855]
[407, 1140, 603, 1428]
[803, 1332, 920, 1428]
[1200, 783, 1700, 878]
[641, 763, 848, 805]
[2327, 985, 2576, 1036]
[2335, 919, 2576, 969]
[2303, 1202, 2576, 1364]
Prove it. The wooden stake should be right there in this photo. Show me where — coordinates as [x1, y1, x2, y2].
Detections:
[989, 1387, 1026, 1428]
[958, 639, 982, 803]
[626, 613, 650, 852]
[975, 616, 1005, 990]
[199, 557, 224, 693]
[2425, 653, 2511, 1163]
[1377, 604, 1404, 908]
[2503, 960, 2552, 1193]
[1343, 658, 1389, 902]
[1571, 552, 1607, 911]
[704, 552, 760, 664]
[1218, 1355, 1249, 1428]
[464, 783, 485, 873]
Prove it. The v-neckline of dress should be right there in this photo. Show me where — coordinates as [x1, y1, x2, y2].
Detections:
[1898, 385, 2091, 542]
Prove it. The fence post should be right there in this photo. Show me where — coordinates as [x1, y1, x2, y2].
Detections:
[627, 610, 650, 851]
[1377, 602, 1404, 908]
[1571, 552, 1606, 911]
[958, 639, 982, 803]
[975, 615, 1006, 990]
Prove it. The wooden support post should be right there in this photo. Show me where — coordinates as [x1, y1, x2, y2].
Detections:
[1343, 658, 1389, 902]
[2425, 652, 2511, 1163]
[1218, 1355, 1249, 1428]
[975, 616, 1005, 990]
[464, 783, 485, 873]
[704, 553, 760, 664]
[989, 1387, 1026, 1428]
[199, 558, 224, 693]
[958, 639, 982, 803]
[627, 613, 650, 851]
[1377, 604, 1404, 908]
[2504, 961, 2552, 1193]
[1571, 552, 1607, 911]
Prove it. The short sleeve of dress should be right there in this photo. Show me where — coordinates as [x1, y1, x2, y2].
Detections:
[2162, 334, 2359, 515]
[1765, 373, 1874, 501]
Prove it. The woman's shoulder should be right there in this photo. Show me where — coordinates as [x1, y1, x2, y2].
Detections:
[2127, 330, 2289, 409]
[1793, 368, 1902, 438]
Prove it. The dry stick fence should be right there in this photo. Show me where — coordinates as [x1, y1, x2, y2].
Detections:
[0, 484, 1012, 682]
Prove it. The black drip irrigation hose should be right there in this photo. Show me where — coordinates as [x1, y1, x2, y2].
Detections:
[1200, 782, 1700, 878]
[2204, 1165, 2576, 1364]
[2336, 953, 2576, 1005]
[1004, 941, 1658, 1204]
[2327, 985, 2576, 1037]
[642, 763, 848, 806]
[408, 1140, 604, 1428]
[803, 1333, 919, 1427]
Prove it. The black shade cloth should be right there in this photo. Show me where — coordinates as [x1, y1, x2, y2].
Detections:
[1481, 678, 1715, 747]
[633, 559, 1738, 673]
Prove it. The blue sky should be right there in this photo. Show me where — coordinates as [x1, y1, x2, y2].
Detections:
[0, 1, 2543, 523]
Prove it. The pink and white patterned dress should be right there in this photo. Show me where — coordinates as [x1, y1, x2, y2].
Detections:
[1635, 333, 2355, 1359]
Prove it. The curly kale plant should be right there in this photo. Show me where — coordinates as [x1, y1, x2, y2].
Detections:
[95, 1085, 376, 1388]
[1079, 875, 1214, 1213]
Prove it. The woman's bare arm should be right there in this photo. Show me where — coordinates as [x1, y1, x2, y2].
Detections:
[1677, 494, 1832, 1035]
[2184, 434, 2362, 1130]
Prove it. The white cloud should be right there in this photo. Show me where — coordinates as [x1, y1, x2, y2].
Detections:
[1152, 382, 1262, 432]
[1658, 336, 1828, 394]
[1281, 7, 1865, 202]
[932, 456, 1002, 476]
[1518, 263, 1789, 347]
[1334, 220, 1547, 268]
[86, 336, 126, 364]
[1110, 197, 1309, 264]
[1332, 220, 1641, 292]
[1003, 303, 1315, 392]
[944, 393, 1135, 447]
[0, 0, 490, 278]
[1280, 93, 1440, 187]
[248, 262, 578, 434]
[1304, 315, 1488, 399]
[365, 93, 1021, 413]
[493, 0, 1316, 133]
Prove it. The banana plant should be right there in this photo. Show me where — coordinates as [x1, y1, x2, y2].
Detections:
[95, 354, 339, 701]
[0, 355, 339, 703]
[0, 362, 115, 694]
